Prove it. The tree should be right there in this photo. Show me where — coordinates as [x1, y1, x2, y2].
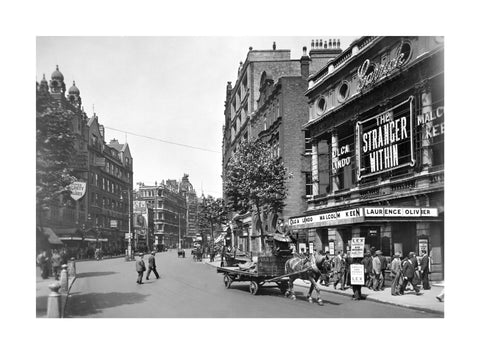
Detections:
[198, 195, 228, 250]
[224, 141, 290, 250]
[36, 89, 77, 226]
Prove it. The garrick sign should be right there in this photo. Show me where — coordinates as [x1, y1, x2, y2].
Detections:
[357, 42, 410, 91]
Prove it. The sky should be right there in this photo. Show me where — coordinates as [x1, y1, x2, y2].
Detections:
[36, 36, 357, 198]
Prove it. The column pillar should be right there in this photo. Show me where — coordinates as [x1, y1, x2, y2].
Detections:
[418, 80, 433, 170]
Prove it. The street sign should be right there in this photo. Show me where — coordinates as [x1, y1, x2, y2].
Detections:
[125, 232, 132, 239]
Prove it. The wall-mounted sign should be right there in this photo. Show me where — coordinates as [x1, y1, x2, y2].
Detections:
[357, 42, 410, 91]
[329, 241, 335, 255]
[332, 144, 352, 171]
[69, 181, 87, 201]
[356, 97, 415, 180]
[417, 105, 444, 140]
[133, 201, 147, 214]
[288, 208, 364, 228]
[110, 220, 118, 228]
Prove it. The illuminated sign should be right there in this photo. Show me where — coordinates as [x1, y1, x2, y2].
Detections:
[356, 97, 415, 180]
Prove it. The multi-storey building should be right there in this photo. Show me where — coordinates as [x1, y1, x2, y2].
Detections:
[222, 40, 342, 254]
[179, 174, 199, 248]
[288, 36, 444, 280]
[135, 179, 189, 249]
[36, 66, 133, 256]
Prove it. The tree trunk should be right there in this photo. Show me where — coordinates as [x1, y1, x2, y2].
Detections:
[255, 200, 265, 253]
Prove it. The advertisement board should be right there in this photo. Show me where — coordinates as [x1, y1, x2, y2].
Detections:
[350, 237, 365, 258]
[350, 264, 365, 285]
[356, 97, 415, 180]
[69, 181, 87, 201]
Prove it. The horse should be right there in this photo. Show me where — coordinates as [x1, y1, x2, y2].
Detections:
[284, 252, 327, 305]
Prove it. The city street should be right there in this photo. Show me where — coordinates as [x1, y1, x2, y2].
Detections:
[66, 250, 441, 318]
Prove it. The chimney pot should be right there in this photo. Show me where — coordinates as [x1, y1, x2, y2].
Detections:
[311, 39, 315, 48]
[273, 41, 276, 50]
[333, 39, 337, 48]
[302, 46, 307, 56]
[329, 39, 332, 48]
[337, 39, 341, 48]
[319, 39, 323, 48]
[315, 39, 319, 48]
[249, 46, 252, 51]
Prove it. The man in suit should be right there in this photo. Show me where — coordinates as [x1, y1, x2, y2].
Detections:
[136, 253, 146, 284]
[332, 250, 345, 290]
[419, 250, 431, 290]
[379, 251, 388, 290]
[361, 251, 373, 289]
[400, 252, 421, 295]
[372, 250, 382, 291]
[146, 251, 160, 280]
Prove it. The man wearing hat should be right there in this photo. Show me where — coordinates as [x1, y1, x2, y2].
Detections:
[146, 251, 160, 280]
[361, 251, 373, 289]
[372, 250, 382, 291]
[136, 253, 146, 284]
[399, 252, 421, 295]
[390, 253, 402, 295]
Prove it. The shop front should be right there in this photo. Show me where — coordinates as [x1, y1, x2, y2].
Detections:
[289, 205, 444, 280]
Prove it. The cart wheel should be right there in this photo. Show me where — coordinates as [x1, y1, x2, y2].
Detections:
[224, 274, 232, 289]
[249, 281, 259, 295]
[278, 282, 289, 295]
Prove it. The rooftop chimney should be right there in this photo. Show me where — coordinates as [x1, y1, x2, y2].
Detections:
[273, 41, 276, 50]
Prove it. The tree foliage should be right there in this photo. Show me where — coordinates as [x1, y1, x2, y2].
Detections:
[36, 90, 77, 213]
[198, 195, 228, 245]
[224, 140, 290, 236]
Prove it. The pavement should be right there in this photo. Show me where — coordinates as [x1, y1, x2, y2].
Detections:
[36, 266, 76, 318]
[204, 256, 445, 315]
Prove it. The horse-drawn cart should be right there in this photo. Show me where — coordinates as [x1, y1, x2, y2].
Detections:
[217, 255, 293, 295]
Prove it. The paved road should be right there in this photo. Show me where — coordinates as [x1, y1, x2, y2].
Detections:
[66, 250, 441, 318]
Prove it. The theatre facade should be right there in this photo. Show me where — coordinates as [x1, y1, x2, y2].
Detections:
[289, 36, 444, 280]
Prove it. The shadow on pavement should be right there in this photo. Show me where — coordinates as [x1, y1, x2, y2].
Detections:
[65, 292, 149, 317]
[36, 296, 48, 317]
[76, 271, 118, 278]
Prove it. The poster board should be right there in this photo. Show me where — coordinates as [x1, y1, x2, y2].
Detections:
[350, 237, 365, 258]
[350, 264, 365, 285]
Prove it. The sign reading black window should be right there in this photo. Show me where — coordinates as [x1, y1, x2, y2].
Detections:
[356, 97, 415, 180]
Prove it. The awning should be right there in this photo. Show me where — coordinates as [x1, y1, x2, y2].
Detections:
[40, 227, 63, 245]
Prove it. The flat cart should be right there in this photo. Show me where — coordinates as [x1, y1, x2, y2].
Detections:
[217, 255, 298, 295]
[177, 248, 185, 258]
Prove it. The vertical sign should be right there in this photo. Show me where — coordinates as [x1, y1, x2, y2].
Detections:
[329, 241, 335, 255]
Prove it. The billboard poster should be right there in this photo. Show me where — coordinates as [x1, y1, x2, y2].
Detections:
[133, 201, 148, 240]
[356, 96, 415, 180]
[350, 264, 365, 285]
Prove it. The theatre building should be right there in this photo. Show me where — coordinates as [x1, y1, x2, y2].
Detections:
[288, 36, 444, 280]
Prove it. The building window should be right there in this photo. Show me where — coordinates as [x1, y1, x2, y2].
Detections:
[305, 131, 312, 154]
[337, 81, 350, 102]
[305, 172, 313, 197]
[316, 96, 327, 116]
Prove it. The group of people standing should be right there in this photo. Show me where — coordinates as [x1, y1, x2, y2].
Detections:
[36, 249, 68, 280]
[315, 248, 433, 300]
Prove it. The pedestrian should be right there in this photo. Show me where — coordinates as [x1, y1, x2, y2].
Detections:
[379, 251, 388, 290]
[37, 250, 49, 279]
[146, 251, 160, 280]
[332, 250, 345, 290]
[51, 249, 62, 280]
[419, 250, 431, 290]
[136, 253, 146, 284]
[344, 251, 352, 288]
[400, 252, 422, 295]
[372, 250, 382, 291]
[390, 252, 402, 296]
[361, 251, 373, 289]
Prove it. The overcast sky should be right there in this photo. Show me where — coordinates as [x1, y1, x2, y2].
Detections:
[36, 36, 357, 198]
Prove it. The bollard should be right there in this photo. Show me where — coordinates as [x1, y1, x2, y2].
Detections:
[67, 257, 76, 278]
[60, 264, 69, 293]
[46, 283, 62, 318]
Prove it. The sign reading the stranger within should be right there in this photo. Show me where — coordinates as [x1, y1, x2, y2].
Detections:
[350, 264, 365, 285]
[350, 237, 365, 258]
[356, 97, 415, 180]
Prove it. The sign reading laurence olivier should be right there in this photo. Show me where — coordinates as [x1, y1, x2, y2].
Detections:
[356, 97, 415, 180]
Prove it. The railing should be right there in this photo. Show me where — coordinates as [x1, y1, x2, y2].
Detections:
[390, 179, 416, 192]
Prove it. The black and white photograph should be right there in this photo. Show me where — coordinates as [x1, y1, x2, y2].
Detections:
[4, 0, 478, 353]
[35, 35, 446, 319]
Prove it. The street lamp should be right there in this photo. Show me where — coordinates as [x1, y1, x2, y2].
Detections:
[120, 189, 134, 261]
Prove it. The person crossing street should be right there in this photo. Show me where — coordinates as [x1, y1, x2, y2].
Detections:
[146, 251, 160, 280]
[136, 253, 146, 284]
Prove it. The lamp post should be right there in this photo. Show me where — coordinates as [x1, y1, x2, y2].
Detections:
[121, 189, 133, 261]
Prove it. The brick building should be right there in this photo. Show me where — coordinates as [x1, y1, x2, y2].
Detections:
[37, 66, 133, 257]
[288, 36, 444, 280]
[222, 40, 342, 254]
